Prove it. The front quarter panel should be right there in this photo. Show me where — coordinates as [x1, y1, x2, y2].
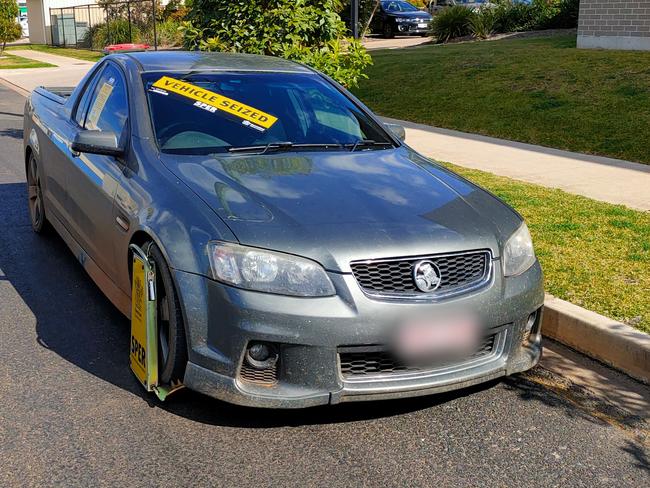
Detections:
[112, 134, 237, 297]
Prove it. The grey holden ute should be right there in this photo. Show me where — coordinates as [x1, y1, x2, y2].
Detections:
[24, 51, 543, 408]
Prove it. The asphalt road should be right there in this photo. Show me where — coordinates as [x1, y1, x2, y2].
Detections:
[0, 84, 648, 487]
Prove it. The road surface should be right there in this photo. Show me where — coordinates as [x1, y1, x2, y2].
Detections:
[0, 84, 647, 487]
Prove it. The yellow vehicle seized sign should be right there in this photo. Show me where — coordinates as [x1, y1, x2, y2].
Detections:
[151, 76, 278, 130]
[130, 249, 156, 388]
[129, 244, 183, 401]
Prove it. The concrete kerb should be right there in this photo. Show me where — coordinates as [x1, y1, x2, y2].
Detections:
[542, 294, 650, 384]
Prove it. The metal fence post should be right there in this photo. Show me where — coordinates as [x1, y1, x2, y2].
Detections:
[107, 8, 111, 47]
[152, 0, 158, 50]
[127, 2, 132, 44]
[61, 9, 67, 47]
[351, 0, 359, 39]
[73, 6, 78, 47]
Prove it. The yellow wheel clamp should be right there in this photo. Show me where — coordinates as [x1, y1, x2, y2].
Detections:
[129, 243, 184, 401]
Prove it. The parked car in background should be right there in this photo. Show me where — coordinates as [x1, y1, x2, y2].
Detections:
[19, 15, 29, 37]
[372, 1, 433, 38]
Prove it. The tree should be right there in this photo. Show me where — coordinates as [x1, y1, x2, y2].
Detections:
[181, 0, 372, 88]
[0, 0, 21, 54]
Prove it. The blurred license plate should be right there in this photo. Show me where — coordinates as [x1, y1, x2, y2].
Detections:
[396, 315, 479, 359]
[418, 23, 428, 28]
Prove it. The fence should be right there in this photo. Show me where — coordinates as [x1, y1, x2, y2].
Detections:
[49, 0, 159, 51]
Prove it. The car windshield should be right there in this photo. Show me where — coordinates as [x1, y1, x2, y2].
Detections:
[142, 71, 395, 155]
[382, 1, 420, 12]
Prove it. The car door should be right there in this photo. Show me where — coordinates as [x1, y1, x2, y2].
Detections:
[66, 62, 129, 279]
[371, 2, 387, 31]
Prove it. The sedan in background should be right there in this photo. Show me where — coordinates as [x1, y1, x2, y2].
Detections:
[372, 1, 433, 38]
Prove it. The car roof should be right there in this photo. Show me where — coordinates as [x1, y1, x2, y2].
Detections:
[121, 50, 313, 74]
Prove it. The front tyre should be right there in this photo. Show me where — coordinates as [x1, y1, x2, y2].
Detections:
[27, 153, 47, 233]
[146, 243, 188, 384]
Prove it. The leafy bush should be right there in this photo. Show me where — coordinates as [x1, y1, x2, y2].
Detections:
[142, 19, 183, 47]
[469, 8, 496, 39]
[182, 0, 372, 88]
[492, 1, 536, 33]
[491, 0, 580, 34]
[430, 5, 474, 42]
[81, 18, 142, 50]
[0, 0, 22, 53]
[539, 0, 580, 29]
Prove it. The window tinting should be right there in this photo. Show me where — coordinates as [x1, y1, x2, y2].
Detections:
[142, 72, 394, 154]
[84, 64, 128, 138]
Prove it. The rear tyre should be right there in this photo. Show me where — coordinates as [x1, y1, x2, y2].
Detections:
[383, 23, 395, 39]
[26, 153, 47, 234]
[145, 242, 188, 384]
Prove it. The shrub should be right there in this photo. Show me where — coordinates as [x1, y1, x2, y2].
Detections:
[182, 0, 372, 88]
[430, 5, 474, 42]
[491, 0, 580, 34]
[469, 8, 496, 39]
[142, 19, 183, 47]
[539, 0, 580, 29]
[492, 1, 536, 33]
[81, 18, 142, 50]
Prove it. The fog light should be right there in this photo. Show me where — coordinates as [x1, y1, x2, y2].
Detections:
[245, 342, 278, 370]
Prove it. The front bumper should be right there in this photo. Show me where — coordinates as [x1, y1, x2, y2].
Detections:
[175, 259, 544, 408]
[395, 22, 430, 35]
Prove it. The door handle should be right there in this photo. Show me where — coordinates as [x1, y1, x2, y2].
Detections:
[115, 214, 130, 231]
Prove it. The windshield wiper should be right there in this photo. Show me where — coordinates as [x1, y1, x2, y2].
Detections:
[348, 140, 394, 152]
[228, 142, 345, 154]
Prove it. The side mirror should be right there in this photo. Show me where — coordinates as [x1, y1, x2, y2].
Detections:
[385, 123, 406, 142]
[71, 130, 123, 157]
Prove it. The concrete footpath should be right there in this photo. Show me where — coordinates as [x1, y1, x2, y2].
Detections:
[0, 49, 94, 95]
[384, 116, 650, 212]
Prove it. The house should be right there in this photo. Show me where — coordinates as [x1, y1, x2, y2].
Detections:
[577, 0, 650, 51]
[25, 0, 97, 45]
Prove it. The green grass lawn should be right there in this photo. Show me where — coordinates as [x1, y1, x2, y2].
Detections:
[8, 44, 102, 62]
[353, 34, 650, 165]
[444, 162, 650, 333]
[0, 52, 54, 69]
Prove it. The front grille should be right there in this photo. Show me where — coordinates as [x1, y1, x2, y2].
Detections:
[339, 334, 497, 379]
[350, 250, 490, 298]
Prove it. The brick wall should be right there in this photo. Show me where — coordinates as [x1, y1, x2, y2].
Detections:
[578, 0, 650, 50]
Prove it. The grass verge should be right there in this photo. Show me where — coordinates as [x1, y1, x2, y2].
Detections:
[444, 162, 650, 334]
[353, 34, 650, 165]
[8, 44, 102, 62]
[0, 52, 54, 69]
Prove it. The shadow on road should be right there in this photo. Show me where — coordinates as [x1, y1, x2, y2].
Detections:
[0, 128, 23, 140]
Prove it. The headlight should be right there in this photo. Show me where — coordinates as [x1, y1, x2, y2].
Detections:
[207, 241, 335, 297]
[503, 223, 536, 277]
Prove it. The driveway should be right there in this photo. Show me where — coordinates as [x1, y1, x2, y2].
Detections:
[0, 84, 648, 487]
[362, 35, 433, 50]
